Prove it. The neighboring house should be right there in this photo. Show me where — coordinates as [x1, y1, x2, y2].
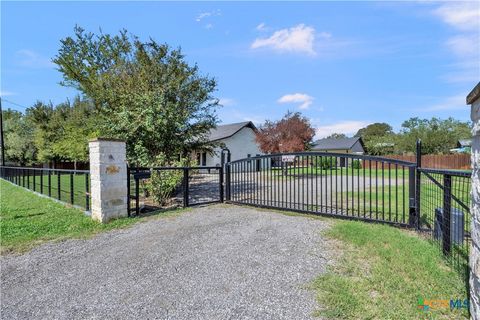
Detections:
[194, 121, 263, 167]
[311, 137, 365, 155]
[457, 139, 472, 148]
[450, 139, 472, 153]
[311, 137, 365, 167]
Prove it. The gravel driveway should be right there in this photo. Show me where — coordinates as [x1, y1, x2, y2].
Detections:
[1, 205, 330, 320]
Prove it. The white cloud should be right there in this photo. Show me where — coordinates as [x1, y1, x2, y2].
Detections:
[251, 24, 316, 55]
[242, 116, 264, 126]
[218, 98, 235, 107]
[195, 10, 221, 22]
[0, 90, 15, 97]
[318, 32, 332, 39]
[433, 2, 480, 31]
[315, 121, 370, 139]
[256, 22, 267, 31]
[442, 59, 479, 83]
[277, 93, 314, 110]
[16, 49, 54, 68]
[420, 94, 466, 112]
[205, 23, 213, 30]
[226, 109, 266, 126]
[445, 34, 478, 57]
[430, 2, 479, 84]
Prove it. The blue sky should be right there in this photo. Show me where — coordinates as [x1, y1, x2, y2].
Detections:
[1, 1, 479, 138]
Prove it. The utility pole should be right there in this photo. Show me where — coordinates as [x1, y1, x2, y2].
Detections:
[0, 97, 5, 166]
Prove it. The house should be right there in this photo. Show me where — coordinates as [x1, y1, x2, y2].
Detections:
[311, 137, 365, 154]
[311, 137, 365, 167]
[450, 139, 472, 153]
[194, 121, 263, 167]
[457, 139, 472, 148]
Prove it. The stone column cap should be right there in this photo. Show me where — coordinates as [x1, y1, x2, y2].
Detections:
[467, 82, 480, 105]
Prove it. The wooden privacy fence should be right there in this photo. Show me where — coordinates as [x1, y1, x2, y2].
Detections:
[362, 154, 470, 170]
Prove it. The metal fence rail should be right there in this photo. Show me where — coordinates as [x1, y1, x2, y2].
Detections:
[128, 166, 222, 216]
[226, 152, 416, 226]
[0, 166, 90, 211]
[417, 168, 471, 277]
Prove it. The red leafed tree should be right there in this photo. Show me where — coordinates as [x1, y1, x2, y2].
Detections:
[255, 112, 315, 153]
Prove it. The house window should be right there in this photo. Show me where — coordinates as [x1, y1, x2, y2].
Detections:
[196, 152, 207, 166]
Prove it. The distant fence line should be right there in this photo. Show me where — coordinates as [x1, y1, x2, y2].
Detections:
[4, 162, 90, 170]
[363, 154, 470, 170]
[50, 162, 89, 170]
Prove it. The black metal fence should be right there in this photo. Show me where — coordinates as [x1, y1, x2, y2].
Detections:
[128, 166, 223, 216]
[417, 168, 471, 277]
[226, 152, 416, 226]
[0, 146, 473, 284]
[224, 145, 472, 284]
[0, 166, 90, 211]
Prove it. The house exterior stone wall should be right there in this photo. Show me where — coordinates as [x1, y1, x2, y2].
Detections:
[88, 138, 128, 223]
[467, 83, 480, 319]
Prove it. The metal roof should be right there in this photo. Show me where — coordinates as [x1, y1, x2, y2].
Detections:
[457, 139, 472, 147]
[207, 121, 257, 142]
[311, 137, 363, 150]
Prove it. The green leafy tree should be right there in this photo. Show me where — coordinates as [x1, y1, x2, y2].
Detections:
[51, 97, 100, 169]
[364, 135, 396, 155]
[355, 122, 393, 140]
[326, 133, 347, 139]
[396, 117, 471, 154]
[355, 122, 393, 153]
[25, 101, 60, 164]
[2, 109, 36, 165]
[53, 26, 219, 164]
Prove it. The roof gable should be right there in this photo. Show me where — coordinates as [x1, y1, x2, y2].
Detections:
[312, 137, 363, 150]
[457, 139, 472, 147]
[208, 121, 257, 141]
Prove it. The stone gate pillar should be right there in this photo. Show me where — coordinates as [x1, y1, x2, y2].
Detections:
[467, 82, 480, 319]
[88, 138, 128, 223]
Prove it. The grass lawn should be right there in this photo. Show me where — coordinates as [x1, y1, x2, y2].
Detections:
[0, 179, 184, 254]
[11, 171, 90, 209]
[335, 185, 410, 224]
[313, 220, 470, 319]
[334, 175, 470, 224]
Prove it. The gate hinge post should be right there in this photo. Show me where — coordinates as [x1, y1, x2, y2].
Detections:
[225, 164, 231, 201]
[408, 166, 418, 229]
[219, 165, 224, 203]
[183, 168, 189, 207]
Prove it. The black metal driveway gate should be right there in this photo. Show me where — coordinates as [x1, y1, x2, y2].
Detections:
[224, 152, 417, 226]
[224, 148, 472, 278]
[128, 166, 223, 216]
[125, 147, 471, 276]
